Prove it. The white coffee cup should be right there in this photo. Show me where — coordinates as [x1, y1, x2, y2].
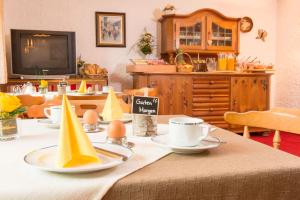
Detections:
[44, 105, 75, 124]
[169, 117, 210, 147]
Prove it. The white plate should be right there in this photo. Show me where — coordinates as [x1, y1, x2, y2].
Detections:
[67, 91, 96, 96]
[37, 119, 60, 129]
[24, 143, 132, 173]
[99, 113, 132, 124]
[151, 134, 221, 154]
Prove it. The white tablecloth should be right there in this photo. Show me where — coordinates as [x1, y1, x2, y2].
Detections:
[0, 120, 171, 200]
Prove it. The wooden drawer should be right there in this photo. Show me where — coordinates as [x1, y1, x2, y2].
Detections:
[192, 108, 228, 116]
[193, 102, 229, 108]
[193, 95, 229, 103]
[193, 82, 229, 89]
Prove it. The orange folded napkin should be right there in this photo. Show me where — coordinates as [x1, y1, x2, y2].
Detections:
[56, 95, 101, 168]
[78, 80, 87, 93]
[102, 89, 124, 121]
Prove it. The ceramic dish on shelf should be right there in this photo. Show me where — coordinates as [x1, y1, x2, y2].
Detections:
[151, 133, 222, 154]
[24, 143, 132, 173]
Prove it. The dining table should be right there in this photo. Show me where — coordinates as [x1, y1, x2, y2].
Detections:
[1, 115, 300, 200]
[103, 115, 300, 200]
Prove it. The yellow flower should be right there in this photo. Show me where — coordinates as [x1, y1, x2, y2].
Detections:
[0, 92, 22, 113]
[40, 80, 48, 88]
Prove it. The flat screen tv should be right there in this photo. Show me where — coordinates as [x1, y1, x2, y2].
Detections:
[11, 29, 76, 76]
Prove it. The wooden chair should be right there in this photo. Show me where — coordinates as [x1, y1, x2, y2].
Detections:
[224, 108, 300, 149]
[17, 94, 62, 118]
[66, 94, 130, 117]
[124, 87, 158, 107]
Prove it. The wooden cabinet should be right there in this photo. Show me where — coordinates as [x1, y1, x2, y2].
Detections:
[131, 72, 272, 131]
[160, 9, 240, 63]
[231, 76, 269, 112]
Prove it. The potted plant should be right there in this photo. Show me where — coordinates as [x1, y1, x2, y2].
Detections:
[137, 31, 155, 59]
[0, 93, 25, 140]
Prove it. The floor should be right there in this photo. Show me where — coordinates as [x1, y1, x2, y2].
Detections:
[251, 132, 300, 157]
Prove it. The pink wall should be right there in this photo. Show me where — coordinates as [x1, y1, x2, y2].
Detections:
[3, 0, 277, 93]
[275, 0, 300, 108]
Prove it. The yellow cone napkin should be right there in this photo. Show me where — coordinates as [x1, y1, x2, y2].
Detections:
[78, 80, 87, 93]
[102, 89, 124, 121]
[57, 95, 101, 168]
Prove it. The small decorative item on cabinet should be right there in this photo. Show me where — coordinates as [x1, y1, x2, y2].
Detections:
[162, 4, 176, 15]
[174, 50, 194, 72]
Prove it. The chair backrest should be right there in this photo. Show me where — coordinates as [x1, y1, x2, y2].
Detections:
[17, 95, 45, 106]
[67, 94, 130, 117]
[125, 87, 158, 97]
[224, 109, 300, 149]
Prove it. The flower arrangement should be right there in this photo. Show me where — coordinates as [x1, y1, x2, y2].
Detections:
[39, 80, 48, 88]
[0, 93, 25, 120]
[137, 31, 155, 56]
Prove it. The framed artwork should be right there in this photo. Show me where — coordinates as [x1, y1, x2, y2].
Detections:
[95, 12, 126, 47]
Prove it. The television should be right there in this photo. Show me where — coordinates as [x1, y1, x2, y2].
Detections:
[11, 29, 76, 77]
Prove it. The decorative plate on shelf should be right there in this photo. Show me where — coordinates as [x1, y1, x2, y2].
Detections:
[240, 16, 253, 33]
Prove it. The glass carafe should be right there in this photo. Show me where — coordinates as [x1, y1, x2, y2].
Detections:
[217, 53, 227, 71]
[227, 53, 236, 71]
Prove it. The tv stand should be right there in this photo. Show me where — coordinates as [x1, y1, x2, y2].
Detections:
[20, 75, 70, 80]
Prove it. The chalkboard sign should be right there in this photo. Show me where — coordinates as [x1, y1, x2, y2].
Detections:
[132, 96, 159, 115]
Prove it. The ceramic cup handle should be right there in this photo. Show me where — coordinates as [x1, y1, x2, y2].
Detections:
[44, 108, 51, 119]
[198, 124, 210, 141]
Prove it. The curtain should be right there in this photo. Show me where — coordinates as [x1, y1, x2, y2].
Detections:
[0, 0, 7, 84]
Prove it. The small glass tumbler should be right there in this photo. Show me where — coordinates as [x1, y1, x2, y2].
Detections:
[132, 114, 157, 137]
[0, 118, 20, 141]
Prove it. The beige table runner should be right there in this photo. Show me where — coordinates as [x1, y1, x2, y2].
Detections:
[0, 119, 171, 200]
[103, 115, 300, 200]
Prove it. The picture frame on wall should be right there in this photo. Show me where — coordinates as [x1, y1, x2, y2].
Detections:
[95, 12, 126, 47]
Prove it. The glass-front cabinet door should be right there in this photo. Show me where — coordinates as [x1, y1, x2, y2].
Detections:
[175, 18, 205, 51]
[206, 15, 238, 52]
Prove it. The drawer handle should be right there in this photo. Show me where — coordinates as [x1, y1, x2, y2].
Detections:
[209, 108, 214, 112]
[209, 95, 213, 98]
[209, 81, 215, 85]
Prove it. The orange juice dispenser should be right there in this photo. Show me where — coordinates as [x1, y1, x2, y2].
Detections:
[217, 53, 227, 71]
[227, 53, 236, 71]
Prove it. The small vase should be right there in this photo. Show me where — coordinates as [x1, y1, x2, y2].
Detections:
[0, 118, 19, 141]
[39, 86, 48, 94]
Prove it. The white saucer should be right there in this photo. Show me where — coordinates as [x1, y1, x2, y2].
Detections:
[151, 134, 221, 154]
[37, 119, 60, 129]
[24, 143, 132, 173]
[99, 113, 132, 124]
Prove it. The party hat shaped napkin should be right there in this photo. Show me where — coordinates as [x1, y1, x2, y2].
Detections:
[78, 80, 87, 93]
[57, 95, 101, 168]
[102, 89, 123, 121]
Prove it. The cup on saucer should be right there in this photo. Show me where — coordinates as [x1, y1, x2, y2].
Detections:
[44, 105, 75, 124]
[168, 117, 210, 147]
